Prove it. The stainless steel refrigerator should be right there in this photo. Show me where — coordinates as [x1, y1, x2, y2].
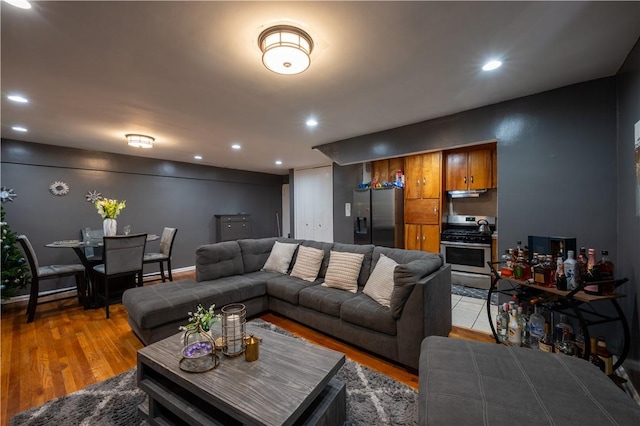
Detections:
[353, 187, 404, 248]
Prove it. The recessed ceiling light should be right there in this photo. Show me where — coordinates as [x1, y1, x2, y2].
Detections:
[482, 60, 502, 71]
[231, 144, 241, 150]
[12, 126, 27, 132]
[3, 0, 32, 9]
[7, 94, 29, 103]
[306, 118, 318, 127]
[275, 160, 283, 165]
[194, 155, 203, 160]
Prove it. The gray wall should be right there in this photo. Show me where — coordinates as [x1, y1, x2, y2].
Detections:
[320, 76, 637, 382]
[1, 140, 284, 294]
[332, 163, 364, 244]
[616, 38, 640, 391]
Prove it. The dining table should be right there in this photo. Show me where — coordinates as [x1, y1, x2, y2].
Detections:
[46, 233, 159, 308]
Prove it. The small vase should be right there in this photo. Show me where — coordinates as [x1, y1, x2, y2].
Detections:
[103, 218, 117, 236]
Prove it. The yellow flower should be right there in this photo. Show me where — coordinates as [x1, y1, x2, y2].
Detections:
[94, 198, 126, 219]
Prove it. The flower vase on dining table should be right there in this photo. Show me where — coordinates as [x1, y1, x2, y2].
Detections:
[103, 218, 117, 236]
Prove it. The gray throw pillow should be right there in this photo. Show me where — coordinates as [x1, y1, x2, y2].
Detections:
[391, 257, 442, 318]
[262, 241, 299, 274]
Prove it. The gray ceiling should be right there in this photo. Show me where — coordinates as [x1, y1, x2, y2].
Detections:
[2, 1, 639, 175]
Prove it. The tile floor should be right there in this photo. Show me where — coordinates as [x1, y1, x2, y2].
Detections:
[451, 293, 497, 335]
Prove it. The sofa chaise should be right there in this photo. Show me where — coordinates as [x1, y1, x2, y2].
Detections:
[122, 237, 451, 370]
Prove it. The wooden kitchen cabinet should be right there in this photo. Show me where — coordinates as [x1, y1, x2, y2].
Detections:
[445, 148, 492, 191]
[405, 198, 439, 224]
[371, 157, 404, 184]
[405, 152, 441, 199]
[405, 224, 440, 253]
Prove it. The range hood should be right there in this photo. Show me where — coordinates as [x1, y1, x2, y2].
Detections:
[447, 189, 487, 198]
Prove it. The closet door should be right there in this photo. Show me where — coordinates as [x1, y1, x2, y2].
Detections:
[294, 166, 333, 242]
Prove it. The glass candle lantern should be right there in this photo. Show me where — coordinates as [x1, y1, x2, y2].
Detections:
[221, 303, 246, 357]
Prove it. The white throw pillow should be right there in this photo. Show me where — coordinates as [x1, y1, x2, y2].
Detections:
[262, 241, 299, 274]
[290, 245, 325, 282]
[363, 254, 398, 307]
[322, 251, 365, 293]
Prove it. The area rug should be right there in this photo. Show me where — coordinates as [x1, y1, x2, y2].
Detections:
[10, 319, 417, 426]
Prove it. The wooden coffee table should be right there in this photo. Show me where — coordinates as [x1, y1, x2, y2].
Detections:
[137, 322, 346, 425]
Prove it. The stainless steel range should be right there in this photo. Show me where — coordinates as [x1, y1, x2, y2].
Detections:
[440, 215, 496, 290]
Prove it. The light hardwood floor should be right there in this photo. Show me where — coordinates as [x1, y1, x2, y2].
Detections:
[0, 271, 492, 425]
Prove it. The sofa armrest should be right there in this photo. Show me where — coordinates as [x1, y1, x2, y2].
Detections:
[396, 264, 451, 370]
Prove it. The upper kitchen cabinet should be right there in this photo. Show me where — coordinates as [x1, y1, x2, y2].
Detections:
[445, 147, 493, 191]
[371, 157, 404, 184]
[405, 151, 442, 200]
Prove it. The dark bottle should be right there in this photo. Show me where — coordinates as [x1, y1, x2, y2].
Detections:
[555, 255, 568, 291]
[597, 337, 613, 376]
[584, 248, 602, 295]
[577, 247, 588, 283]
[589, 338, 605, 371]
[596, 251, 616, 295]
[538, 322, 554, 353]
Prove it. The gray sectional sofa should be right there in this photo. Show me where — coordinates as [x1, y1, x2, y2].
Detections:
[122, 237, 451, 370]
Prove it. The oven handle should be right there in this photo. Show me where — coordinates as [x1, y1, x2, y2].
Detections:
[440, 241, 491, 248]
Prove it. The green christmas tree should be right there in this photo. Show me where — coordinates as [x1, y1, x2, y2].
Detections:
[1, 205, 30, 299]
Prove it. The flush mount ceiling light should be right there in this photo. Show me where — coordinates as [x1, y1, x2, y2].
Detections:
[482, 59, 502, 71]
[126, 134, 154, 148]
[258, 25, 314, 75]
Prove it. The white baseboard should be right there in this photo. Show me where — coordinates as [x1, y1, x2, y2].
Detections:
[0, 265, 196, 307]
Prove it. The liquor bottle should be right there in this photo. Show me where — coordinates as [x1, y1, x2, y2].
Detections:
[589, 337, 605, 371]
[596, 250, 616, 295]
[564, 250, 579, 290]
[515, 241, 523, 258]
[596, 337, 613, 375]
[573, 332, 585, 358]
[584, 248, 602, 295]
[500, 249, 514, 277]
[495, 305, 507, 342]
[538, 322, 554, 353]
[514, 256, 530, 280]
[508, 309, 522, 347]
[555, 328, 574, 356]
[554, 314, 573, 344]
[577, 247, 588, 283]
[555, 255, 568, 291]
[518, 305, 530, 347]
[545, 255, 556, 287]
[528, 305, 545, 349]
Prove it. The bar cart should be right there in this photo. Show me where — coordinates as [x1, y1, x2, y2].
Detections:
[486, 261, 630, 370]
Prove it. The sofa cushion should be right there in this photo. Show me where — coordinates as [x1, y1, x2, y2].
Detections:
[196, 241, 244, 281]
[391, 256, 443, 319]
[266, 274, 320, 305]
[123, 277, 266, 330]
[363, 253, 398, 308]
[290, 245, 324, 282]
[242, 270, 283, 283]
[372, 246, 443, 266]
[340, 294, 397, 336]
[301, 240, 334, 278]
[262, 241, 299, 274]
[237, 237, 279, 273]
[332, 243, 375, 287]
[298, 285, 358, 318]
[322, 251, 364, 293]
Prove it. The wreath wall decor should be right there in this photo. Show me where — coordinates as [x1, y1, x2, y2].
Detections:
[49, 181, 70, 196]
[85, 190, 103, 203]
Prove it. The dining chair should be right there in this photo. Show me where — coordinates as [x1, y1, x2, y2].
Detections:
[93, 234, 147, 318]
[80, 228, 104, 263]
[17, 235, 87, 323]
[143, 227, 178, 282]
